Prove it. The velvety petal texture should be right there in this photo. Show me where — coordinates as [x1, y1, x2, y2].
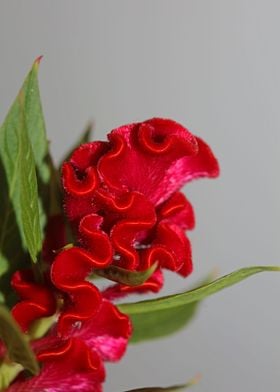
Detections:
[11, 270, 57, 333]
[8, 118, 218, 391]
[63, 118, 219, 278]
[7, 338, 104, 392]
[10, 269, 131, 391]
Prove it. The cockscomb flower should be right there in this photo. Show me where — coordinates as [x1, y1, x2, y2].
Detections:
[7, 338, 105, 392]
[9, 213, 130, 391]
[5, 117, 218, 391]
[62, 118, 219, 283]
[9, 267, 131, 392]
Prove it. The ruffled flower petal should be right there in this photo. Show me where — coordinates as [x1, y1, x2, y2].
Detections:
[11, 270, 57, 333]
[157, 192, 195, 230]
[51, 247, 109, 336]
[152, 222, 192, 275]
[7, 338, 104, 392]
[62, 118, 219, 280]
[165, 136, 219, 192]
[32, 299, 131, 364]
[96, 191, 156, 269]
[98, 118, 200, 205]
[65, 299, 131, 362]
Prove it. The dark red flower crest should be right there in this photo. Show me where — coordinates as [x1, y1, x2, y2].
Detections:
[8, 117, 219, 391]
[62, 118, 219, 279]
[11, 270, 57, 333]
[7, 338, 104, 392]
[9, 268, 131, 391]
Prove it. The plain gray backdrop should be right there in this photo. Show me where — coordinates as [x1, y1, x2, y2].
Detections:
[1, 1, 280, 391]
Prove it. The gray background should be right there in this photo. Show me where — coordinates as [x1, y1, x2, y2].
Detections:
[1, 1, 280, 391]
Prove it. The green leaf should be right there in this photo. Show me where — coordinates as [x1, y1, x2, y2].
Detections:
[97, 262, 158, 286]
[0, 155, 24, 283]
[0, 362, 23, 391]
[18, 104, 43, 262]
[124, 387, 186, 391]
[59, 122, 93, 166]
[21, 58, 53, 239]
[0, 90, 42, 263]
[124, 376, 200, 391]
[128, 273, 213, 343]
[21, 57, 50, 185]
[129, 299, 196, 344]
[0, 58, 51, 288]
[119, 266, 280, 316]
[29, 314, 56, 340]
[0, 305, 39, 375]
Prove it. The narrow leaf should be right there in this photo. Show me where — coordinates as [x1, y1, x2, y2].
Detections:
[0, 91, 42, 263]
[124, 376, 200, 391]
[18, 102, 42, 262]
[0, 305, 39, 375]
[97, 262, 158, 286]
[20, 57, 53, 234]
[128, 273, 213, 343]
[22, 56, 50, 185]
[0, 362, 22, 391]
[29, 314, 56, 340]
[0, 156, 24, 284]
[124, 386, 185, 391]
[0, 58, 51, 284]
[119, 266, 280, 315]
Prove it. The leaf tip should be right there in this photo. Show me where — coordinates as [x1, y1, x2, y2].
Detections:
[34, 55, 44, 70]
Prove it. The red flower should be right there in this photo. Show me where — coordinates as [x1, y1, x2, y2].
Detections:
[7, 338, 105, 392]
[5, 117, 218, 391]
[9, 269, 131, 392]
[62, 118, 219, 281]
[11, 269, 57, 333]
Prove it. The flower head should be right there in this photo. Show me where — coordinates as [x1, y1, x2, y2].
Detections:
[7, 117, 218, 391]
[9, 265, 131, 391]
[63, 118, 219, 278]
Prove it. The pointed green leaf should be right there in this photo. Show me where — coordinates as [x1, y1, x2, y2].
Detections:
[119, 266, 280, 316]
[0, 156, 25, 285]
[0, 58, 52, 285]
[124, 387, 186, 391]
[0, 305, 39, 375]
[127, 273, 213, 343]
[0, 362, 22, 391]
[97, 262, 158, 286]
[124, 376, 200, 391]
[128, 301, 197, 343]
[59, 122, 93, 166]
[29, 314, 56, 340]
[0, 91, 42, 263]
[22, 57, 50, 185]
[19, 58, 53, 236]
[18, 104, 42, 262]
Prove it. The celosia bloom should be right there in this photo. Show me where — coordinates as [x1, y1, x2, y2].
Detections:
[9, 266, 131, 391]
[62, 118, 219, 282]
[7, 338, 105, 392]
[7, 118, 218, 391]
